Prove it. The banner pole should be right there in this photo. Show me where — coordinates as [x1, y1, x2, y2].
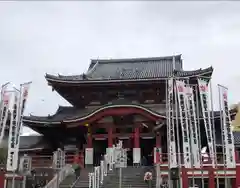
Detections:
[166, 78, 172, 188]
[195, 84, 205, 188]
[209, 80, 219, 188]
[185, 83, 195, 187]
[218, 85, 227, 187]
[173, 78, 181, 188]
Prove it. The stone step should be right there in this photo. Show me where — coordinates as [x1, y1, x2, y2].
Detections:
[60, 175, 76, 188]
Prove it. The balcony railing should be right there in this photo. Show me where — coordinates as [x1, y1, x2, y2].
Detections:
[0, 152, 239, 170]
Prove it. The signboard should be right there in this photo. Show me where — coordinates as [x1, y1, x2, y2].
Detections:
[133, 148, 141, 164]
[114, 148, 127, 168]
[85, 148, 93, 165]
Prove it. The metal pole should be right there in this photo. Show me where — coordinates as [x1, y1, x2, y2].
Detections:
[12, 172, 15, 188]
[119, 167, 122, 188]
[195, 84, 205, 188]
[174, 78, 181, 188]
[218, 85, 227, 188]
[209, 80, 219, 188]
[165, 78, 172, 188]
[185, 80, 195, 187]
[22, 176, 26, 188]
[56, 171, 59, 188]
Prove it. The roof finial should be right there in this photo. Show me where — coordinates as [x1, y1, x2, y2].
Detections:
[172, 54, 176, 71]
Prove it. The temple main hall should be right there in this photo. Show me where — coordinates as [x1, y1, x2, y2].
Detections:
[22, 55, 238, 167]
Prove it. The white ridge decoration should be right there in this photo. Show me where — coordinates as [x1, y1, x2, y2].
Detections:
[167, 78, 177, 168]
[197, 78, 216, 167]
[218, 85, 236, 168]
[175, 80, 192, 168]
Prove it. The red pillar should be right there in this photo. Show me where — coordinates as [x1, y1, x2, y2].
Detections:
[87, 127, 92, 148]
[155, 132, 161, 164]
[181, 166, 188, 188]
[156, 132, 161, 148]
[208, 159, 215, 188]
[134, 127, 140, 148]
[108, 127, 113, 147]
[235, 150, 240, 188]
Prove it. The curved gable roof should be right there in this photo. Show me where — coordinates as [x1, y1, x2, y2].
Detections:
[45, 55, 213, 84]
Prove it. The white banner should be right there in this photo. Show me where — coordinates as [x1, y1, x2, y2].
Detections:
[0, 83, 10, 144]
[15, 82, 31, 149]
[0, 83, 10, 111]
[85, 148, 93, 165]
[133, 148, 141, 164]
[197, 78, 215, 167]
[175, 80, 192, 168]
[167, 78, 177, 168]
[185, 86, 201, 168]
[0, 92, 11, 144]
[218, 85, 236, 168]
[7, 89, 20, 171]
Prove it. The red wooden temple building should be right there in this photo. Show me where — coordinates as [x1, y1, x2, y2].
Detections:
[20, 55, 240, 187]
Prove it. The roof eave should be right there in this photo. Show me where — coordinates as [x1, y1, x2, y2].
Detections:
[45, 68, 213, 85]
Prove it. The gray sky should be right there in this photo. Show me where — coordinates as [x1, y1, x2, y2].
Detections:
[0, 2, 240, 134]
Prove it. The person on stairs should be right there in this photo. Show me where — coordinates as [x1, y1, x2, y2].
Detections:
[72, 150, 82, 180]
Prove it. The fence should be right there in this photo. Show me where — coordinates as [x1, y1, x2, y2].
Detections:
[44, 164, 74, 188]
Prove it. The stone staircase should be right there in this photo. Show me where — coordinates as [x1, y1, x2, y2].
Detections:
[60, 167, 93, 188]
[59, 175, 77, 188]
[60, 166, 156, 188]
[103, 166, 156, 188]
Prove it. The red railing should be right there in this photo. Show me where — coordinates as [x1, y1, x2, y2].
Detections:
[0, 152, 239, 170]
[157, 152, 239, 167]
[31, 153, 84, 168]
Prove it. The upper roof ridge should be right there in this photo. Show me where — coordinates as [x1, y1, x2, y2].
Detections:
[90, 54, 182, 64]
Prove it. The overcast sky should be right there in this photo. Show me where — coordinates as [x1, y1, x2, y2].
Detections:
[0, 2, 240, 134]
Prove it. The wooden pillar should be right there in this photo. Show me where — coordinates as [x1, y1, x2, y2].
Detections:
[134, 127, 140, 148]
[181, 166, 188, 188]
[208, 159, 215, 188]
[87, 132, 92, 148]
[85, 126, 93, 166]
[108, 127, 113, 147]
[155, 132, 162, 164]
[133, 127, 140, 165]
[156, 132, 161, 148]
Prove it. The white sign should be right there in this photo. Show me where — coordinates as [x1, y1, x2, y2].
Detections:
[115, 148, 127, 168]
[85, 148, 93, 165]
[133, 148, 141, 164]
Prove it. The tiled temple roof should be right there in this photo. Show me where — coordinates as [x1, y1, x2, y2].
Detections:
[23, 104, 237, 125]
[233, 132, 240, 145]
[23, 103, 165, 124]
[45, 55, 213, 83]
[0, 135, 45, 151]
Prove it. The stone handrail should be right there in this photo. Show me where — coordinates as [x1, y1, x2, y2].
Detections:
[44, 164, 74, 188]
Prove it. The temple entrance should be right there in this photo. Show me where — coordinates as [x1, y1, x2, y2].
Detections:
[93, 138, 108, 166]
[140, 137, 155, 166]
